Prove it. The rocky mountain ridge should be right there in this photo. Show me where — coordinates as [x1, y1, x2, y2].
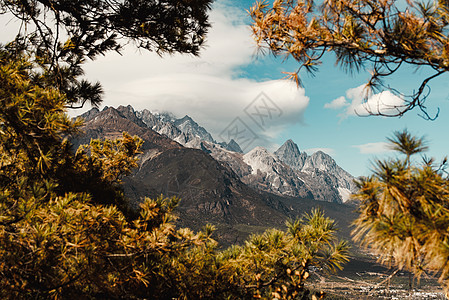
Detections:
[74, 105, 358, 245]
[78, 106, 357, 203]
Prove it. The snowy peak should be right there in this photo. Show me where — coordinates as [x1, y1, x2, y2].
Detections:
[275, 139, 307, 170]
[78, 106, 356, 204]
[243, 147, 279, 175]
[275, 139, 301, 158]
[174, 115, 215, 143]
[302, 150, 356, 199]
[154, 111, 177, 123]
[303, 151, 337, 172]
[136, 109, 159, 128]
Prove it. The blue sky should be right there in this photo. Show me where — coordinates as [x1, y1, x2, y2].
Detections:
[68, 0, 449, 177]
[2, 0, 449, 177]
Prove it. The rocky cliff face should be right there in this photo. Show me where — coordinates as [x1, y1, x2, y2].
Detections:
[274, 139, 308, 170]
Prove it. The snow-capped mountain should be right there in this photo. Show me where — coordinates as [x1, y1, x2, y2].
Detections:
[243, 147, 280, 175]
[197, 140, 351, 203]
[135, 109, 241, 153]
[74, 105, 358, 245]
[174, 115, 215, 144]
[303, 151, 355, 190]
[273, 140, 356, 201]
[78, 106, 356, 203]
[241, 145, 352, 203]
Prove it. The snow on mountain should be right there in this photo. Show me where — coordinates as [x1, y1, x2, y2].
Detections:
[243, 147, 279, 175]
[174, 115, 215, 144]
[274, 140, 357, 203]
[302, 151, 356, 194]
[241, 146, 313, 198]
[135, 109, 245, 153]
[79, 106, 356, 204]
[153, 111, 177, 123]
[338, 187, 352, 203]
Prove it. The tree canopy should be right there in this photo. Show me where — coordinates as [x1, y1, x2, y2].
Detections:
[352, 129, 449, 296]
[0, 45, 350, 298]
[0, 1, 353, 297]
[249, 0, 449, 119]
[1, 0, 213, 108]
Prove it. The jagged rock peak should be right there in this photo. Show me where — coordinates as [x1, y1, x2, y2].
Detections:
[78, 107, 100, 122]
[306, 151, 337, 171]
[275, 139, 307, 171]
[115, 105, 147, 127]
[227, 139, 243, 153]
[174, 115, 215, 143]
[175, 115, 194, 124]
[117, 104, 135, 113]
[218, 139, 243, 153]
[275, 139, 301, 157]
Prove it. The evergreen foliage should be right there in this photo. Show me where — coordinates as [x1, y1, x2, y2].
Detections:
[0, 47, 350, 298]
[0, 0, 351, 297]
[352, 129, 449, 295]
[249, 0, 449, 119]
[1, 0, 213, 108]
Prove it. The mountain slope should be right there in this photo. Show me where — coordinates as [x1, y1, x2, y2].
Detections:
[74, 106, 293, 244]
[75, 106, 359, 245]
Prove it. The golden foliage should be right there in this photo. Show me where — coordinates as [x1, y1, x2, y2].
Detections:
[352, 129, 449, 293]
[0, 50, 349, 298]
[249, 0, 449, 118]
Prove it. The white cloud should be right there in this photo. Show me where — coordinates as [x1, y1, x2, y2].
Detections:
[325, 85, 407, 118]
[74, 1, 310, 149]
[82, 1, 255, 84]
[324, 96, 348, 109]
[352, 142, 391, 154]
[108, 75, 309, 146]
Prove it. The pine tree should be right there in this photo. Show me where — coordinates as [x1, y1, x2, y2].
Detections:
[249, 0, 449, 119]
[352, 129, 449, 295]
[0, 48, 350, 299]
[1, 0, 213, 108]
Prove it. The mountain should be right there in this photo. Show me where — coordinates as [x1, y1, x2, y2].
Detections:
[134, 109, 243, 153]
[302, 151, 356, 199]
[73, 106, 297, 244]
[130, 108, 357, 203]
[74, 106, 359, 245]
[135, 109, 190, 145]
[174, 115, 215, 144]
[195, 141, 346, 203]
[219, 139, 243, 153]
[274, 139, 307, 170]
